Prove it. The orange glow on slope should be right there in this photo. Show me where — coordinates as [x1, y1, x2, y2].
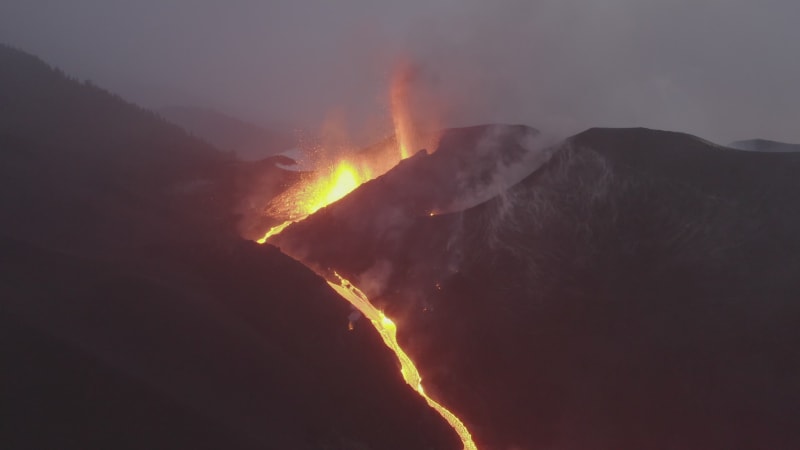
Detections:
[328, 273, 477, 450]
[313, 161, 360, 212]
[254, 114, 475, 447]
[257, 159, 369, 243]
[257, 60, 440, 246]
[256, 220, 293, 244]
[292, 159, 365, 218]
[257, 224, 480, 448]
[252, 64, 474, 443]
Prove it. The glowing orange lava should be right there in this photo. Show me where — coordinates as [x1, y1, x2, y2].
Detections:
[256, 179, 480, 449]
[253, 62, 475, 448]
[257, 159, 371, 243]
[295, 160, 364, 215]
[255, 220, 293, 244]
[328, 273, 477, 450]
[257, 75, 428, 244]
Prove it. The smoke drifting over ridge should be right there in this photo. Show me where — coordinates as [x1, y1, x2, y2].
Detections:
[2, 0, 799, 144]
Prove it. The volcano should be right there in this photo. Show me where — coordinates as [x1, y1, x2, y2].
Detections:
[270, 126, 800, 450]
[4, 42, 800, 450]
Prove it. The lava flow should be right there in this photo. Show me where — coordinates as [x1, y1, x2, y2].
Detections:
[259, 227, 478, 449]
[255, 68, 476, 449]
[328, 274, 477, 450]
[256, 160, 363, 243]
[257, 187, 479, 450]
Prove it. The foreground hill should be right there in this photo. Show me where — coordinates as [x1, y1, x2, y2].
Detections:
[0, 44, 458, 449]
[272, 126, 800, 450]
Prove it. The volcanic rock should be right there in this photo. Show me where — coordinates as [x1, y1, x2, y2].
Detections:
[273, 125, 800, 450]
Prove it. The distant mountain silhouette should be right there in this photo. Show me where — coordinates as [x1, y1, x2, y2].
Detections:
[728, 138, 800, 152]
[0, 43, 459, 450]
[273, 126, 800, 450]
[158, 105, 296, 160]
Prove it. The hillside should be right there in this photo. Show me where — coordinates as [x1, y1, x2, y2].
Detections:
[0, 44, 459, 450]
[272, 126, 800, 450]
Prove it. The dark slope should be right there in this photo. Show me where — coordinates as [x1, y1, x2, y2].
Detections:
[0, 43, 236, 254]
[0, 44, 459, 449]
[729, 138, 800, 153]
[272, 126, 800, 450]
[158, 106, 296, 160]
[1, 237, 457, 450]
[3, 312, 264, 450]
[270, 124, 550, 271]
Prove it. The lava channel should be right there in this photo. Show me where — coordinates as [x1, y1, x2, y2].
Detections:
[327, 273, 477, 450]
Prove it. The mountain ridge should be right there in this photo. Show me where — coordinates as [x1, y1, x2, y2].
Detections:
[270, 123, 800, 450]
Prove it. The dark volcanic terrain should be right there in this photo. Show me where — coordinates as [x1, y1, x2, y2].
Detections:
[0, 44, 459, 450]
[4, 41, 800, 450]
[272, 126, 800, 450]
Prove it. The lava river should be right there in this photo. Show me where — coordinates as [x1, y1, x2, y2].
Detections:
[255, 68, 477, 449]
[258, 216, 476, 449]
[256, 153, 478, 450]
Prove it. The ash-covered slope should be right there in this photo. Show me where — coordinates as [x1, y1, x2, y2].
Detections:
[271, 124, 552, 269]
[0, 44, 459, 450]
[272, 126, 800, 450]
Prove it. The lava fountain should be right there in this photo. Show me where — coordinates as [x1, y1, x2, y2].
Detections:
[256, 159, 366, 243]
[257, 62, 435, 244]
[390, 60, 415, 160]
[255, 69, 476, 449]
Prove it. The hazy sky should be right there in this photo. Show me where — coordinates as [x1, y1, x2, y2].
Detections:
[2, 0, 799, 144]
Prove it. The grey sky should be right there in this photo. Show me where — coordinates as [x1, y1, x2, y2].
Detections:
[2, 0, 799, 144]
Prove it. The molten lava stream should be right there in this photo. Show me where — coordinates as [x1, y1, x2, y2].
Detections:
[327, 273, 477, 450]
[256, 161, 477, 448]
[255, 220, 293, 244]
[256, 62, 473, 448]
[259, 221, 476, 448]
